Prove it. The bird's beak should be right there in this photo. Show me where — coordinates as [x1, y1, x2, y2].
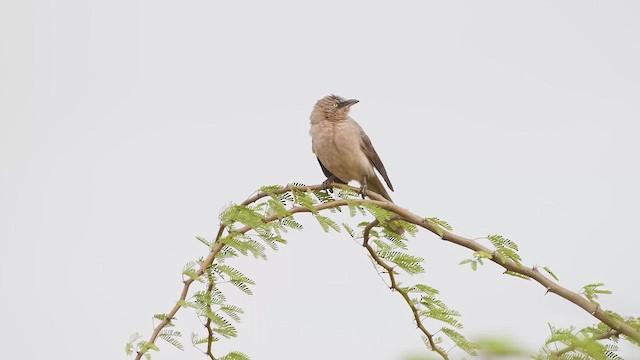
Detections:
[338, 99, 359, 108]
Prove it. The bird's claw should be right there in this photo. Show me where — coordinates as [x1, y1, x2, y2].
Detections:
[359, 184, 367, 199]
[322, 177, 334, 193]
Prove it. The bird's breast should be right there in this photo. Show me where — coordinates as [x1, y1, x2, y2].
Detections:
[310, 119, 373, 183]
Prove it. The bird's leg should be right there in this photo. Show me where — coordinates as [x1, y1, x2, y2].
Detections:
[359, 177, 368, 199]
[322, 176, 337, 192]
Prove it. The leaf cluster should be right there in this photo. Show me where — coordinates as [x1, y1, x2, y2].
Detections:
[487, 234, 522, 266]
[536, 324, 623, 360]
[404, 284, 480, 356]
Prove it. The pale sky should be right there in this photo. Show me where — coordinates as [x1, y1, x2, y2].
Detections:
[1, 1, 639, 359]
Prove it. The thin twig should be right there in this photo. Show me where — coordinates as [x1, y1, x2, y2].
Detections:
[204, 281, 216, 360]
[362, 219, 450, 359]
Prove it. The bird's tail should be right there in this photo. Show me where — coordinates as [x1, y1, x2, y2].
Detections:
[367, 175, 393, 202]
[366, 176, 404, 235]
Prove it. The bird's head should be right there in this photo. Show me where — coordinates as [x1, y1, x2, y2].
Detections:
[312, 94, 359, 122]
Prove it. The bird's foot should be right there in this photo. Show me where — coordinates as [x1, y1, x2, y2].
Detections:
[359, 183, 368, 199]
[322, 177, 335, 192]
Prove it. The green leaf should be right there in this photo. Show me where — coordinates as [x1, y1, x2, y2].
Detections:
[338, 188, 361, 200]
[219, 204, 266, 229]
[220, 304, 245, 322]
[487, 234, 518, 250]
[377, 250, 425, 274]
[191, 332, 218, 345]
[427, 217, 453, 230]
[460, 251, 487, 271]
[153, 313, 174, 327]
[290, 187, 318, 214]
[183, 268, 201, 281]
[214, 264, 255, 295]
[315, 214, 341, 233]
[313, 189, 335, 204]
[219, 234, 268, 259]
[474, 336, 529, 357]
[195, 236, 212, 247]
[581, 283, 612, 302]
[426, 217, 452, 238]
[542, 266, 559, 282]
[281, 217, 303, 230]
[361, 202, 396, 223]
[215, 265, 255, 284]
[125, 333, 141, 355]
[138, 341, 159, 352]
[221, 351, 251, 360]
[178, 299, 196, 308]
[342, 223, 355, 238]
[540, 323, 617, 360]
[259, 184, 283, 194]
[385, 234, 409, 250]
[441, 328, 479, 356]
[426, 308, 463, 329]
[504, 270, 531, 280]
[400, 220, 418, 237]
[125, 342, 134, 355]
[230, 280, 253, 295]
[158, 329, 184, 351]
[487, 234, 522, 265]
[344, 198, 367, 217]
[204, 310, 230, 327]
[411, 284, 439, 296]
[216, 246, 240, 259]
[267, 198, 292, 220]
[212, 319, 238, 339]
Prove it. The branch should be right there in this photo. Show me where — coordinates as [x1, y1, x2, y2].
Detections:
[135, 226, 227, 360]
[204, 281, 216, 360]
[367, 196, 640, 344]
[133, 183, 639, 359]
[362, 219, 450, 359]
[286, 183, 640, 343]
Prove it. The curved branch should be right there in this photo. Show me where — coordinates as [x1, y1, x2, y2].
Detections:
[134, 183, 639, 359]
[282, 183, 639, 343]
[135, 226, 227, 360]
[365, 198, 640, 344]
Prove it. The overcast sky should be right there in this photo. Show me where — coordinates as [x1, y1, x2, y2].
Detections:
[1, 1, 639, 359]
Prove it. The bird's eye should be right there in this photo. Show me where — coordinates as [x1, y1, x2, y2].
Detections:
[333, 103, 339, 108]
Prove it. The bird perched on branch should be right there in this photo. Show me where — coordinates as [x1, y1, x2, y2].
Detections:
[309, 94, 396, 202]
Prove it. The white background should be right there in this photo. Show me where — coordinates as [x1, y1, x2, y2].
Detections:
[1, 1, 639, 359]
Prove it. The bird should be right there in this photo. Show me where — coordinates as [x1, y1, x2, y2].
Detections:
[309, 94, 396, 202]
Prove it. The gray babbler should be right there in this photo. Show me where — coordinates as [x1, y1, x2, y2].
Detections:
[309, 94, 396, 202]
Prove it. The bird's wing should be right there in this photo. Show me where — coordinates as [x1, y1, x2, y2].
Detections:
[355, 120, 394, 191]
[316, 157, 347, 183]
